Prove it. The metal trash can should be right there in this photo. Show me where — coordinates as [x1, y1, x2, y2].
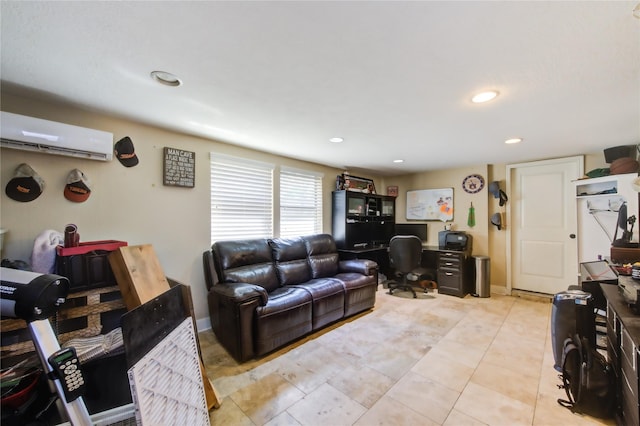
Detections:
[472, 255, 490, 298]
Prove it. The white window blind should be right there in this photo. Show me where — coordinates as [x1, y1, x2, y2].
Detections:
[210, 153, 274, 242]
[280, 167, 323, 238]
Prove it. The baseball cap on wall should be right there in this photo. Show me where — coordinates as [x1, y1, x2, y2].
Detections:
[64, 169, 91, 202]
[491, 212, 502, 230]
[114, 136, 139, 167]
[488, 181, 508, 206]
[5, 163, 45, 202]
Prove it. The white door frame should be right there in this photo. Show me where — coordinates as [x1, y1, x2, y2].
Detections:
[505, 156, 584, 295]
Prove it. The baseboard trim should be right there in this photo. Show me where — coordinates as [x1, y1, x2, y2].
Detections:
[491, 285, 509, 296]
[511, 288, 553, 303]
[196, 316, 212, 333]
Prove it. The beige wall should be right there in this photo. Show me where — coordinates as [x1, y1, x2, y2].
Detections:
[1, 92, 611, 326]
[380, 165, 500, 287]
[379, 154, 610, 293]
[0, 93, 345, 327]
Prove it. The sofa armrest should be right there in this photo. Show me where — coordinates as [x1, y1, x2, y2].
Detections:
[339, 259, 378, 276]
[208, 284, 263, 362]
[211, 282, 269, 306]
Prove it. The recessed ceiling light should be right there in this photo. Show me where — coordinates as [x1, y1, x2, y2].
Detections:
[505, 138, 523, 144]
[329, 137, 344, 143]
[471, 91, 499, 103]
[150, 71, 182, 87]
[393, 159, 404, 163]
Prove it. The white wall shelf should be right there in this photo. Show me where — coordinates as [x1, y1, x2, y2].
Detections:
[575, 173, 639, 263]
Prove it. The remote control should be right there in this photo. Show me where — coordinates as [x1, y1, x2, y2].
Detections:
[48, 347, 86, 402]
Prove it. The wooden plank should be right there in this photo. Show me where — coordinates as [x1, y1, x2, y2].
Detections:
[108, 244, 170, 310]
[200, 358, 221, 409]
[178, 282, 221, 409]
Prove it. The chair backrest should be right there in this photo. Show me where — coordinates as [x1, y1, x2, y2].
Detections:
[389, 235, 423, 274]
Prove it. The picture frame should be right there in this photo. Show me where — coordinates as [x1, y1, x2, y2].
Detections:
[387, 186, 398, 197]
[406, 188, 454, 221]
[163, 147, 195, 188]
[343, 174, 376, 194]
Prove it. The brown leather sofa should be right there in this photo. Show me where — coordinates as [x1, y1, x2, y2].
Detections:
[202, 233, 378, 362]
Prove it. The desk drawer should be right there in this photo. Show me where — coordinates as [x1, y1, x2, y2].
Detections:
[438, 252, 462, 269]
[608, 327, 620, 370]
[437, 269, 463, 296]
[607, 301, 616, 330]
[439, 258, 461, 269]
[621, 326, 637, 369]
[621, 349, 639, 400]
[621, 365, 640, 426]
[439, 251, 463, 261]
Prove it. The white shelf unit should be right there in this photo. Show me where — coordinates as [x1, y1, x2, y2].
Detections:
[575, 173, 639, 264]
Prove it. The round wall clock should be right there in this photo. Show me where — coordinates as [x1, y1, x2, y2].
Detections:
[462, 174, 485, 194]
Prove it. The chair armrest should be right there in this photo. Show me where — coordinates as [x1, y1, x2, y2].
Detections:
[339, 259, 378, 276]
[210, 282, 269, 306]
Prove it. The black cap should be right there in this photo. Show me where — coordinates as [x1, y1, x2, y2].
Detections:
[491, 213, 502, 230]
[5, 163, 44, 202]
[114, 136, 139, 167]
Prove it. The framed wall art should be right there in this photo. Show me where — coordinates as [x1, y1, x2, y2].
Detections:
[406, 188, 454, 221]
[342, 174, 376, 194]
[163, 147, 195, 188]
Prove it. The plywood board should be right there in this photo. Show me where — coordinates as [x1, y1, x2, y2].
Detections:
[108, 244, 170, 310]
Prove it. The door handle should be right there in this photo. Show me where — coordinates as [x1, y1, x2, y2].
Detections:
[569, 234, 576, 239]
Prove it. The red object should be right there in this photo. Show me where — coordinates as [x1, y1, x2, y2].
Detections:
[56, 240, 128, 257]
[1, 370, 41, 410]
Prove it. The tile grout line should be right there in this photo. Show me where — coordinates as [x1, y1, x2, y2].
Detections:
[439, 296, 515, 425]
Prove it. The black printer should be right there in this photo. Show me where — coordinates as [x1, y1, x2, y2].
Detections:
[438, 231, 472, 254]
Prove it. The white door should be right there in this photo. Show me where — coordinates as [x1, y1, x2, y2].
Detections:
[507, 156, 583, 295]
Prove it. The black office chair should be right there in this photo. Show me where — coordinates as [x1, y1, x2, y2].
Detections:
[387, 235, 424, 298]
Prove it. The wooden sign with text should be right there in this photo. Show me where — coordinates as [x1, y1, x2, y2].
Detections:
[163, 147, 195, 188]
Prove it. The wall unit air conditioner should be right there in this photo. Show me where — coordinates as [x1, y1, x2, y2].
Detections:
[0, 111, 113, 161]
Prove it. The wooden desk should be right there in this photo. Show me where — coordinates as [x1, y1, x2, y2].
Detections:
[338, 246, 391, 279]
[338, 245, 473, 297]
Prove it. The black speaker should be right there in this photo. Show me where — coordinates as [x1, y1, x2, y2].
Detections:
[551, 290, 595, 372]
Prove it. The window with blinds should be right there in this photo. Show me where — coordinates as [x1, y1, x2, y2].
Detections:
[210, 153, 274, 242]
[280, 167, 323, 238]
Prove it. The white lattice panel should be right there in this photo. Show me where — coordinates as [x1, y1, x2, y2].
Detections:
[127, 318, 209, 426]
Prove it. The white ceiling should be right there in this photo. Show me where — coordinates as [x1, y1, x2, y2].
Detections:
[1, 1, 639, 175]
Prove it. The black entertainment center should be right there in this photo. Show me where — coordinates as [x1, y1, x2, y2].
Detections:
[332, 190, 396, 249]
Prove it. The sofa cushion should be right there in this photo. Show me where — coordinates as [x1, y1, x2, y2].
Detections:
[269, 237, 312, 285]
[254, 286, 313, 355]
[292, 278, 345, 330]
[334, 271, 378, 316]
[303, 234, 339, 278]
[213, 239, 280, 293]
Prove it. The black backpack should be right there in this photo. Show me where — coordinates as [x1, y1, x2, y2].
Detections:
[557, 334, 615, 418]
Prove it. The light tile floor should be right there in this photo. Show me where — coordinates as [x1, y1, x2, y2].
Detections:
[200, 287, 616, 426]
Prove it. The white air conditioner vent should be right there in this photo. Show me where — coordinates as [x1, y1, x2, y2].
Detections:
[0, 111, 113, 161]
